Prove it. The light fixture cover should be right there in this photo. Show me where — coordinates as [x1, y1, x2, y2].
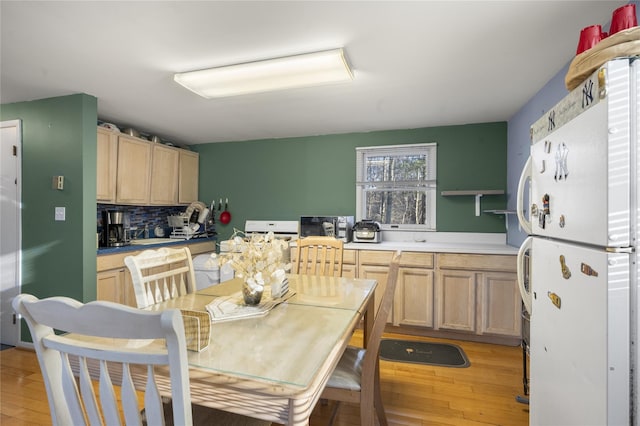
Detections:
[174, 48, 353, 98]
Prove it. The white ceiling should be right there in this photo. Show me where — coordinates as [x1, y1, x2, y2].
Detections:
[0, 1, 624, 145]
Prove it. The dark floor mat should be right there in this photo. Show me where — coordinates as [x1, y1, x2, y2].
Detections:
[379, 339, 470, 368]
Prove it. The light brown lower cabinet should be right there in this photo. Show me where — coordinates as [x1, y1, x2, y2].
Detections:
[478, 271, 521, 337]
[396, 267, 434, 328]
[341, 249, 357, 278]
[436, 269, 476, 332]
[358, 249, 520, 343]
[358, 251, 434, 326]
[96, 241, 215, 306]
[436, 253, 521, 339]
[359, 263, 393, 322]
[97, 268, 136, 307]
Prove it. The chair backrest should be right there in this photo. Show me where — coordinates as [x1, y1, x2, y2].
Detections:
[125, 246, 196, 309]
[363, 251, 401, 372]
[12, 294, 192, 426]
[295, 236, 344, 277]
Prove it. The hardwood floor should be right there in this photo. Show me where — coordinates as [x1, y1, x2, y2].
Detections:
[0, 331, 529, 425]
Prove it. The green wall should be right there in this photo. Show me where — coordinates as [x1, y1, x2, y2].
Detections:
[194, 122, 507, 241]
[1, 94, 98, 307]
[0, 91, 505, 317]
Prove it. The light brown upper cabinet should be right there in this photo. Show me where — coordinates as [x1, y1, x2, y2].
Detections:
[149, 144, 179, 205]
[115, 135, 152, 205]
[96, 127, 118, 203]
[97, 127, 199, 206]
[178, 150, 199, 204]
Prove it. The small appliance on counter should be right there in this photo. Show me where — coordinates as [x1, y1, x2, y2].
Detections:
[352, 220, 382, 243]
[101, 210, 129, 247]
[299, 216, 354, 242]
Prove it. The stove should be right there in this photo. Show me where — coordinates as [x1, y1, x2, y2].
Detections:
[219, 220, 299, 254]
[244, 220, 299, 240]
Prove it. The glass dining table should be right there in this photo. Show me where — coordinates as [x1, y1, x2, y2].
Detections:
[145, 274, 377, 425]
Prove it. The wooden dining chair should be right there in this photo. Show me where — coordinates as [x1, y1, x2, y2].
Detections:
[125, 246, 197, 309]
[12, 293, 193, 425]
[295, 236, 344, 277]
[13, 294, 272, 426]
[320, 250, 402, 426]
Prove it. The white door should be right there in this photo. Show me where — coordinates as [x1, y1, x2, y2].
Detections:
[1, 120, 21, 346]
[528, 237, 629, 426]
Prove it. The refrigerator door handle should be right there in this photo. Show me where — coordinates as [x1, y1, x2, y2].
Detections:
[516, 156, 532, 235]
[517, 236, 533, 314]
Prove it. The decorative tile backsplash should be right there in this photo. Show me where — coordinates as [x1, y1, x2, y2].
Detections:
[97, 204, 185, 236]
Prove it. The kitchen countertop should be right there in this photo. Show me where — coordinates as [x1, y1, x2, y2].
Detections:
[295, 232, 519, 255]
[344, 241, 518, 255]
[97, 236, 216, 255]
[101, 234, 519, 256]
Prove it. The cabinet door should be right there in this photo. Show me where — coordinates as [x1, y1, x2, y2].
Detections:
[116, 136, 152, 204]
[436, 270, 476, 332]
[96, 127, 118, 203]
[97, 269, 124, 303]
[122, 268, 137, 307]
[341, 264, 357, 278]
[340, 249, 357, 278]
[178, 150, 199, 204]
[479, 272, 521, 337]
[150, 144, 179, 205]
[359, 264, 392, 323]
[396, 268, 433, 327]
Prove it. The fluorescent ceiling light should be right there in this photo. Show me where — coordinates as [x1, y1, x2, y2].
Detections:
[174, 48, 353, 98]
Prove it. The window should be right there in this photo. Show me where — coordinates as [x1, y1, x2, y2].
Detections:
[356, 143, 437, 231]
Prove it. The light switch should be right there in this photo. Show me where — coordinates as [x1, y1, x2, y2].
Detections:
[55, 207, 65, 221]
[52, 175, 64, 190]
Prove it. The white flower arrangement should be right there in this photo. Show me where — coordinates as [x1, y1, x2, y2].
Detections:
[221, 230, 291, 297]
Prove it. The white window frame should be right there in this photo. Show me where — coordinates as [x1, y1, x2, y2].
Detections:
[356, 143, 437, 231]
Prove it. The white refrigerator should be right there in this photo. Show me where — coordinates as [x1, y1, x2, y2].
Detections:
[516, 58, 638, 425]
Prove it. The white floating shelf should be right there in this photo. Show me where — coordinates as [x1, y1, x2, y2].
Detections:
[483, 209, 516, 215]
[483, 210, 517, 231]
[440, 190, 505, 196]
[440, 190, 506, 216]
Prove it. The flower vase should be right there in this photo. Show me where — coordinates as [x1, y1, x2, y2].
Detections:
[242, 280, 263, 306]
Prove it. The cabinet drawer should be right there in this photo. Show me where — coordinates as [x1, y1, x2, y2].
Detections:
[358, 250, 394, 265]
[360, 250, 433, 269]
[98, 252, 131, 272]
[291, 247, 356, 263]
[343, 249, 357, 265]
[438, 253, 516, 273]
[399, 252, 434, 269]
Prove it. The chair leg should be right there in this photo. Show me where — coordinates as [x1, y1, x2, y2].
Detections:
[328, 401, 341, 426]
[373, 359, 388, 426]
[360, 403, 375, 426]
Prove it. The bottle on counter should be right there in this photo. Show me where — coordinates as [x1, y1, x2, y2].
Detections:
[144, 224, 149, 239]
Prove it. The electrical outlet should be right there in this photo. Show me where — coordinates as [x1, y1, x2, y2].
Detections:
[55, 207, 65, 221]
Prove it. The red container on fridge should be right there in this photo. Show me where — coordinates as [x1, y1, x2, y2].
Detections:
[609, 4, 637, 35]
[576, 24, 605, 54]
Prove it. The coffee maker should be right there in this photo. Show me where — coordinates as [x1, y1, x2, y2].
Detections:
[102, 210, 128, 247]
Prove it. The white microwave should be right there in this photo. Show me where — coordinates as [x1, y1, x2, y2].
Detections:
[299, 216, 354, 242]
